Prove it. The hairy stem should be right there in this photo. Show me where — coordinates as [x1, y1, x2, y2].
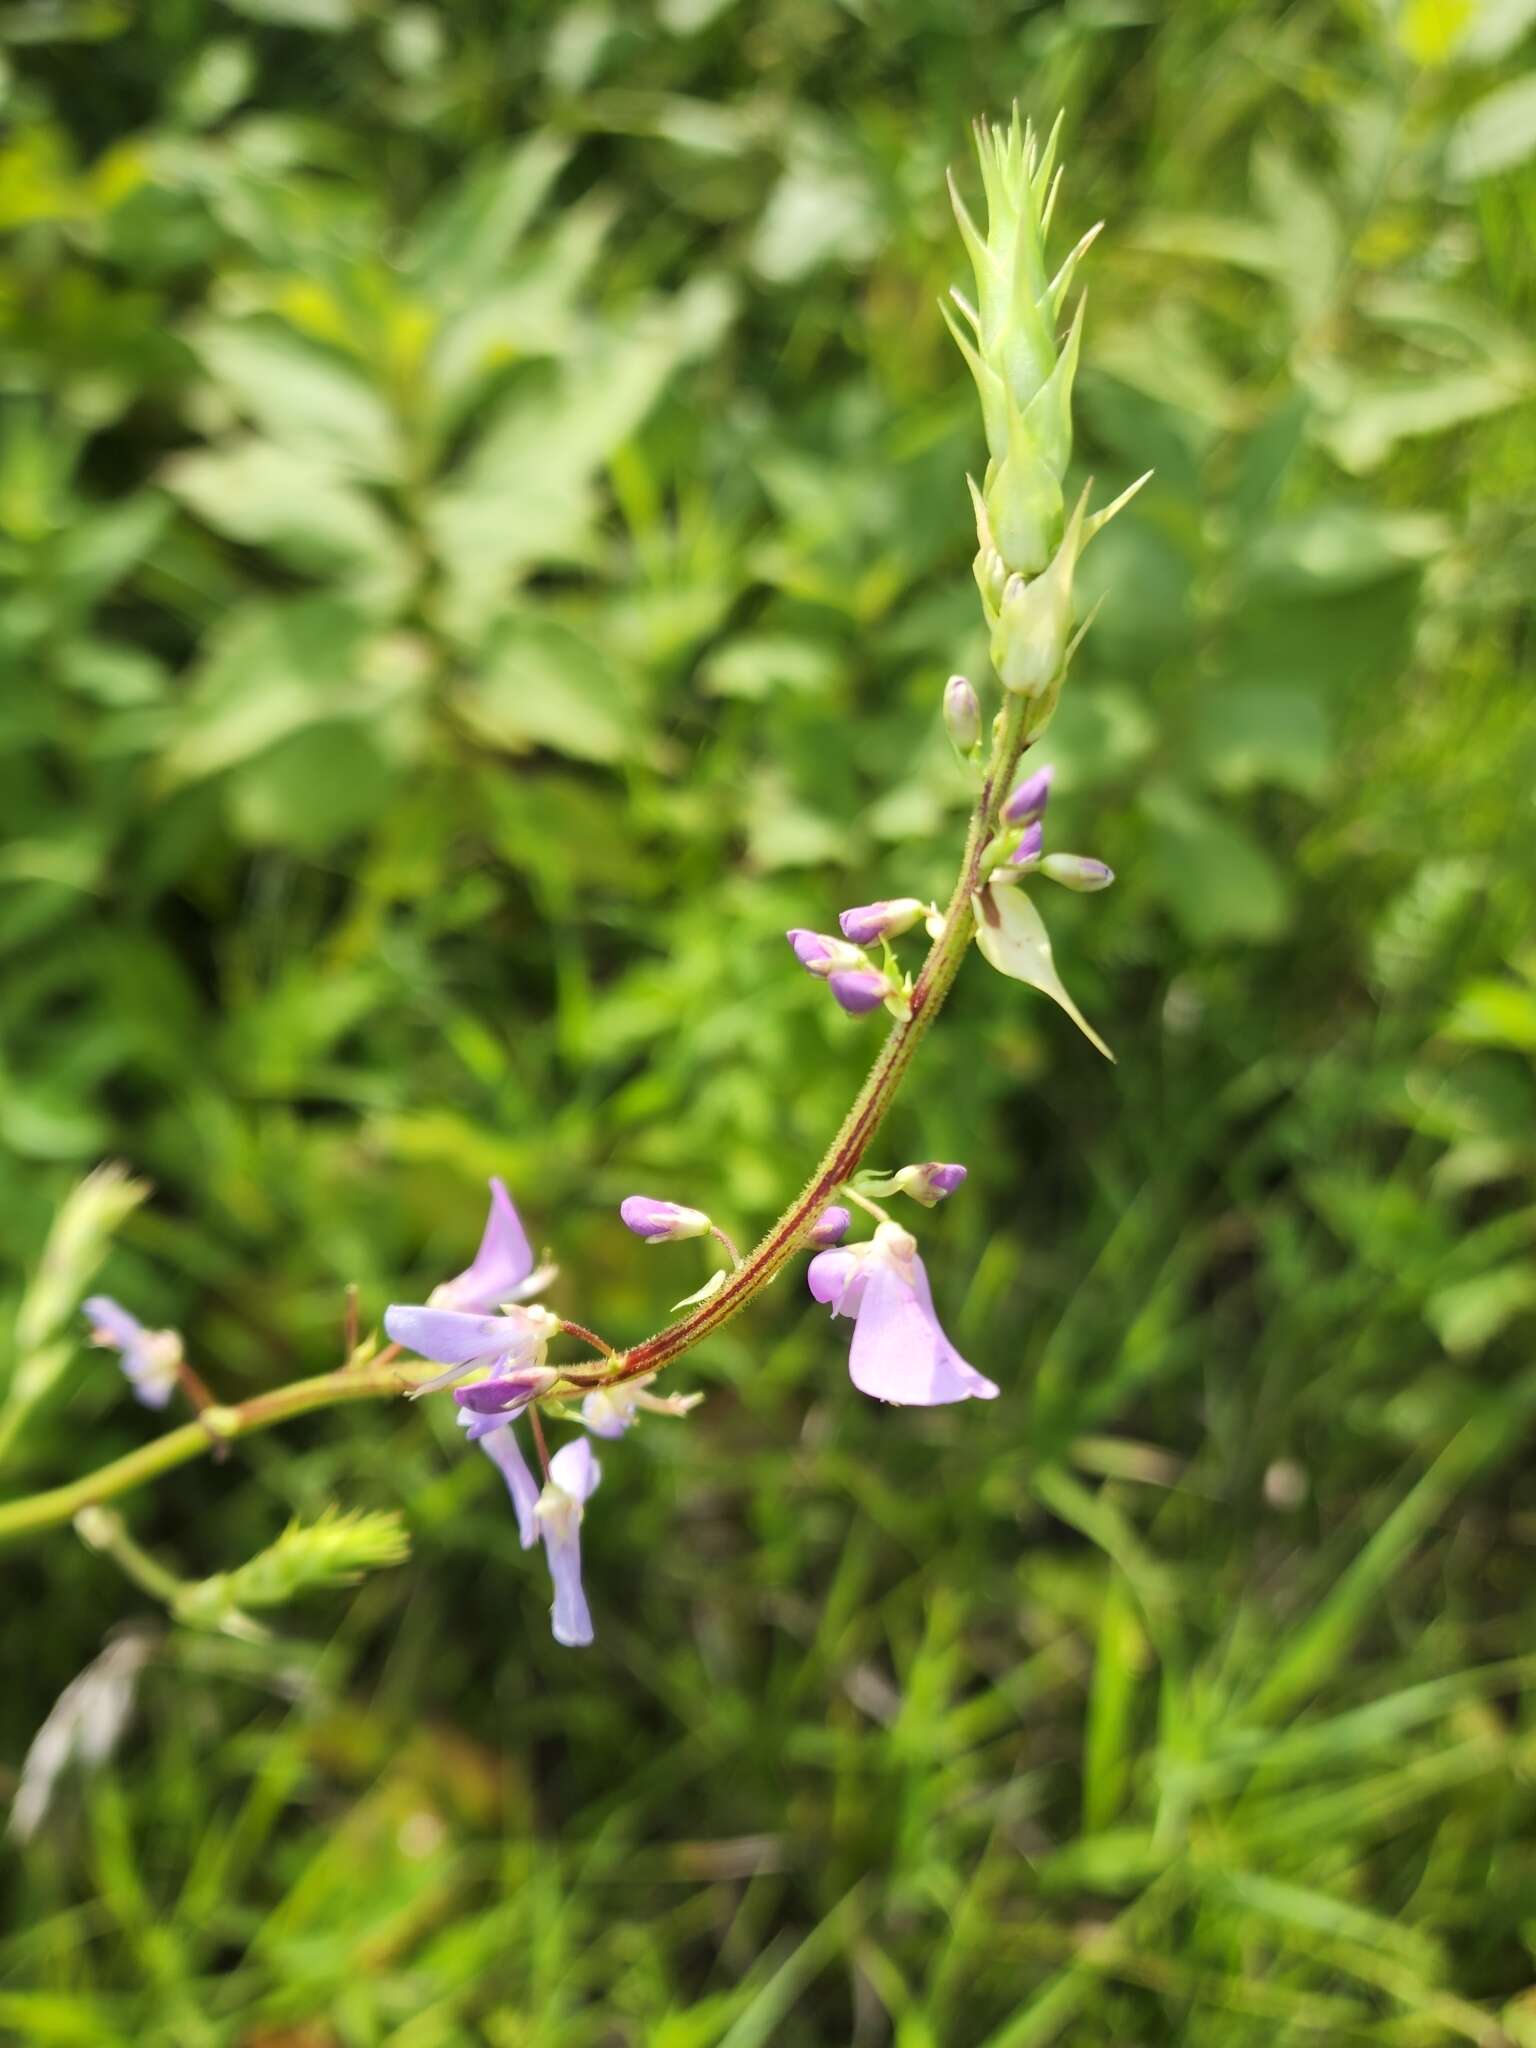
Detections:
[610, 692, 1030, 1385]
[0, 698, 1030, 1547]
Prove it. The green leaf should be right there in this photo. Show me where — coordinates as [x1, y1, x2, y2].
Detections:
[1142, 788, 1292, 944]
[1427, 1267, 1536, 1356]
[187, 319, 402, 480]
[972, 883, 1114, 1061]
[227, 721, 401, 853]
[1449, 71, 1536, 180]
[699, 634, 841, 701]
[218, 0, 357, 28]
[162, 598, 405, 783]
[429, 277, 734, 637]
[455, 614, 637, 764]
[409, 136, 573, 296]
[162, 438, 411, 608]
[1243, 505, 1450, 593]
[1188, 683, 1333, 798]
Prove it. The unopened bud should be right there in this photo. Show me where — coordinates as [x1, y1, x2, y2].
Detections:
[1002, 765, 1054, 827]
[838, 898, 928, 946]
[1041, 853, 1114, 892]
[943, 674, 981, 753]
[827, 969, 891, 1016]
[807, 1206, 851, 1247]
[893, 1162, 968, 1207]
[619, 1197, 713, 1243]
[787, 928, 866, 979]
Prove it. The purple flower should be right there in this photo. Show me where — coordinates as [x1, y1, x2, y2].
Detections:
[429, 1177, 551, 1313]
[619, 1196, 712, 1243]
[787, 928, 864, 978]
[838, 898, 927, 947]
[807, 1223, 999, 1406]
[944, 674, 981, 753]
[828, 969, 891, 1016]
[536, 1437, 602, 1647]
[806, 1205, 851, 1248]
[1041, 853, 1115, 893]
[82, 1295, 182, 1410]
[1003, 765, 1054, 827]
[893, 1162, 968, 1206]
[383, 1302, 558, 1397]
[473, 1416, 541, 1545]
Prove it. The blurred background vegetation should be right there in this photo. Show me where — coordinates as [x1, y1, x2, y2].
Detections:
[3, 0, 1536, 2040]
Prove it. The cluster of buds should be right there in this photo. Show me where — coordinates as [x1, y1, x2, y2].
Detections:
[787, 897, 943, 1020]
[982, 763, 1113, 893]
[945, 110, 1146, 740]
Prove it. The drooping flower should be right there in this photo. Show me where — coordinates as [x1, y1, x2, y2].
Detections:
[807, 1222, 999, 1406]
[838, 898, 929, 947]
[536, 1437, 602, 1648]
[620, 1196, 712, 1243]
[383, 1301, 559, 1401]
[82, 1296, 182, 1410]
[428, 1177, 553, 1313]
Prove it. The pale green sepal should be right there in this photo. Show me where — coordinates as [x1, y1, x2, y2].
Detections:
[985, 414, 1063, 576]
[1084, 467, 1154, 542]
[972, 884, 1115, 1062]
[990, 483, 1090, 699]
[940, 298, 1010, 459]
[1020, 291, 1084, 487]
[670, 1268, 727, 1314]
[1049, 221, 1103, 316]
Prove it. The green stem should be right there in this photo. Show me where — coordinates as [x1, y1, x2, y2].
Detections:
[0, 698, 1031, 1548]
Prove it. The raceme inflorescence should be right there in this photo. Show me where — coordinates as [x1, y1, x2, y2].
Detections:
[0, 111, 1145, 1652]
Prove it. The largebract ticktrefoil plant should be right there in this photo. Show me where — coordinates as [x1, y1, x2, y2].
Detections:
[0, 110, 1146, 1656]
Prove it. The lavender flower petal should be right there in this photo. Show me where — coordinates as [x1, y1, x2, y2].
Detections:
[847, 1257, 999, 1406]
[385, 1304, 542, 1369]
[430, 1177, 536, 1313]
[476, 1420, 541, 1547]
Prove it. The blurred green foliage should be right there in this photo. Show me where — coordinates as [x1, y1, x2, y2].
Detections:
[3, 0, 1536, 2040]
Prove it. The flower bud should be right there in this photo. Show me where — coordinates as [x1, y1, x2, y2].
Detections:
[893, 1162, 968, 1207]
[943, 674, 981, 753]
[827, 969, 891, 1016]
[1002, 764, 1054, 827]
[807, 1205, 851, 1247]
[1009, 820, 1045, 869]
[619, 1197, 712, 1243]
[786, 928, 865, 978]
[838, 898, 928, 947]
[1040, 853, 1114, 892]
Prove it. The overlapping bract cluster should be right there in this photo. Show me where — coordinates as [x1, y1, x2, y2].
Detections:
[945, 109, 1145, 736]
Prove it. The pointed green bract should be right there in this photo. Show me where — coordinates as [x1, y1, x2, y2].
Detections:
[971, 884, 1115, 1062]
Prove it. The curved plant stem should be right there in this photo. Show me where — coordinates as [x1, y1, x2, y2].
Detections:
[0, 698, 1031, 1548]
